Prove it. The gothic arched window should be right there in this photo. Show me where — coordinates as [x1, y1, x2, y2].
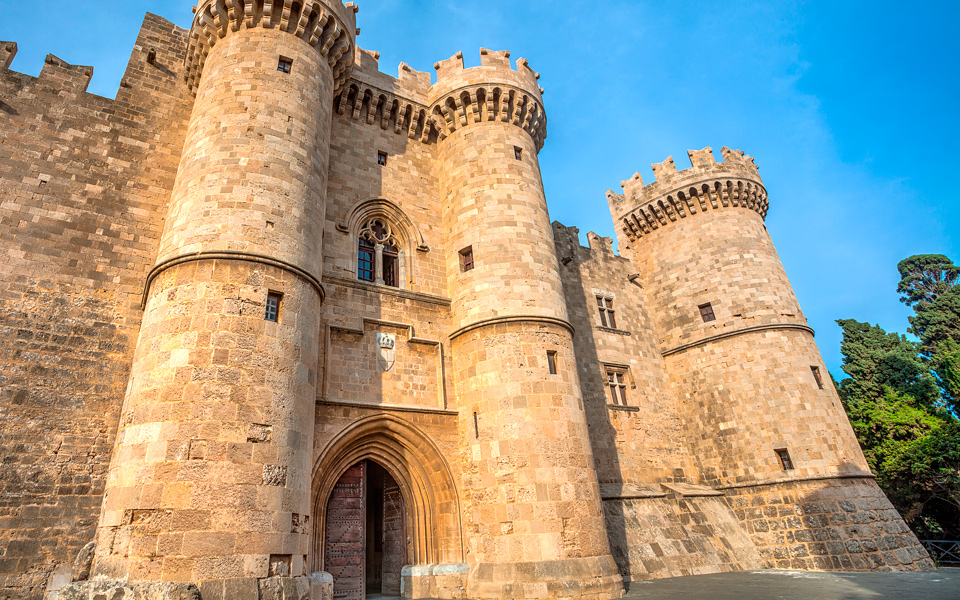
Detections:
[357, 218, 400, 287]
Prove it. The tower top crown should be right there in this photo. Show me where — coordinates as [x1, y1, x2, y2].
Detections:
[184, 0, 357, 92]
[607, 147, 768, 245]
[426, 49, 546, 150]
[428, 48, 542, 105]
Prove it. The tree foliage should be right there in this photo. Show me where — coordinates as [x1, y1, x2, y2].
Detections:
[897, 254, 959, 308]
[836, 319, 939, 409]
[897, 255, 960, 411]
[836, 254, 960, 540]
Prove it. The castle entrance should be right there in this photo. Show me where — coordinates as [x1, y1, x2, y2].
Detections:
[324, 459, 406, 600]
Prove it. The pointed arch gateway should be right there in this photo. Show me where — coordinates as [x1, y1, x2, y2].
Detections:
[311, 414, 464, 579]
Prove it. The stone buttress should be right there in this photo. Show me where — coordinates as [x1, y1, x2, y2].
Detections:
[77, 1, 357, 597]
[607, 148, 934, 571]
[434, 50, 624, 600]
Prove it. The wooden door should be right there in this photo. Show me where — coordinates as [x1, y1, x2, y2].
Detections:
[381, 478, 405, 595]
[325, 462, 365, 600]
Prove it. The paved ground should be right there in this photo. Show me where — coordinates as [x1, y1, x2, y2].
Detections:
[624, 569, 960, 599]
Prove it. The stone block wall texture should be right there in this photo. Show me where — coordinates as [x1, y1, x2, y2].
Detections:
[0, 1, 934, 598]
[0, 14, 191, 599]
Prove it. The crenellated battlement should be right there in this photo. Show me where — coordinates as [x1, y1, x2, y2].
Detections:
[607, 146, 767, 244]
[427, 49, 546, 150]
[333, 47, 548, 150]
[1, 46, 97, 95]
[183, 0, 357, 93]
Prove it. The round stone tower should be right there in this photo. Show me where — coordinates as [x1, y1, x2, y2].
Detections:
[608, 147, 869, 487]
[433, 50, 623, 600]
[88, 0, 355, 595]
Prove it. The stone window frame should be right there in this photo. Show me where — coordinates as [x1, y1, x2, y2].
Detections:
[265, 291, 282, 322]
[601, 363, 632, 408]
[698, 302, 716, 323]
[810, 365, 824, 389]
[775, 448, 794, 471]
[593, 291, 617, 329]
[337, 197, 430, 290]
[459, 246, 474, 272]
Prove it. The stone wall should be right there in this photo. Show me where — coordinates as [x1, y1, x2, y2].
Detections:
[722, 478, 934, 571]
[604, 488, 763, 583]
[553, 223, 694, 486]
[0, 14, 190, 599]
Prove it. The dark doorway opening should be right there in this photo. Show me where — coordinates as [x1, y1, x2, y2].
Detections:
[325, 460, 406, 600]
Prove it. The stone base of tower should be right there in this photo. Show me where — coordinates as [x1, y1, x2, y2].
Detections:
[466, 556, 624, 600]
[60, 575, 318, 600]
[603, 491, 765, 582]
[722, 477, 935, 571]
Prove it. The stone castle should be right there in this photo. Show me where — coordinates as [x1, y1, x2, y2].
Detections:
[0, 1, 935, 599]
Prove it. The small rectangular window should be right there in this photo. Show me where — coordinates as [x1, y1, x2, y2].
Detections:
[596, 296, 617, 329]
[377, 151, 388, 166]
[547, 350, 558, 375]
[265, 292, 282, 322]
[459, 246, 474, 272]
[698, 302, 716, 322]
[811, 366, 824, 389]
[473, 411, 479, 439]
[278, 57, 292, 73]
[514, 146, 523, 160]
[775, 448, 794, 471]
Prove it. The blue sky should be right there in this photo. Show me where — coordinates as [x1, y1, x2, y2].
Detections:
[2, 1, 957, 377]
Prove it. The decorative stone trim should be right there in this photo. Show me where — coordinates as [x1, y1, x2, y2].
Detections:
[184, 0, 356, 93]
[317, 399, 458, 416]
[448, 315, 574, 341]
[334, 80, 548, 149]
[660, 323, 815, 357]
[429, 83, 546, 150]
[337, 197, 429, 252]
[716, 473, 876, 491]
[143, 251, 325, 308]
[321, 273, 451, 306]
[595, 326, 631, 336]
[608, 147, 768, 243]
[334, 81, 432, 142]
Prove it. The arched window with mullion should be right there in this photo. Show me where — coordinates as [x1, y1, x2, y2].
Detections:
[357, 218, 400, 287]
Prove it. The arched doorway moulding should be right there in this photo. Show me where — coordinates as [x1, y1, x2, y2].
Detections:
[311, 414, 464, 572]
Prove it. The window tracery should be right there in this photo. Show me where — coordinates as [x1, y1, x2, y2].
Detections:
[357, 218, 401, 287]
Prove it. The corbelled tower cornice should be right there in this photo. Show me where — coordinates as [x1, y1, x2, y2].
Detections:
[184, 0, 357, 92]
[607, 147, 768, 248]
[428, 49, 547, 151]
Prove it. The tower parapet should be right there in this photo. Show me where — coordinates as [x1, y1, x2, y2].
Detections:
[428, 49, 546, 151]
[608, 147, 767, 251]
[184, 0, 357, 92]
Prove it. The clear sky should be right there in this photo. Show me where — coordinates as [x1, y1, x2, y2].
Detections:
[2, 1, 957, 377]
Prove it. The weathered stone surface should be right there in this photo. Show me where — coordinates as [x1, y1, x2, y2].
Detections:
[0, 1, 932, 599]
[59, 580, 200, 600]
[71, 542, 96, 583]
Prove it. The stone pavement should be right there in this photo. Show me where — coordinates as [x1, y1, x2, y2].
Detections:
[624, 569, 960, 599]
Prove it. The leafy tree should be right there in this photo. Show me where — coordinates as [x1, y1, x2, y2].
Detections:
[836, 319, 939, 409]
[897, 255, 960, 412]
[836, 318, 960, 538]
[897, 254, 959, 307]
